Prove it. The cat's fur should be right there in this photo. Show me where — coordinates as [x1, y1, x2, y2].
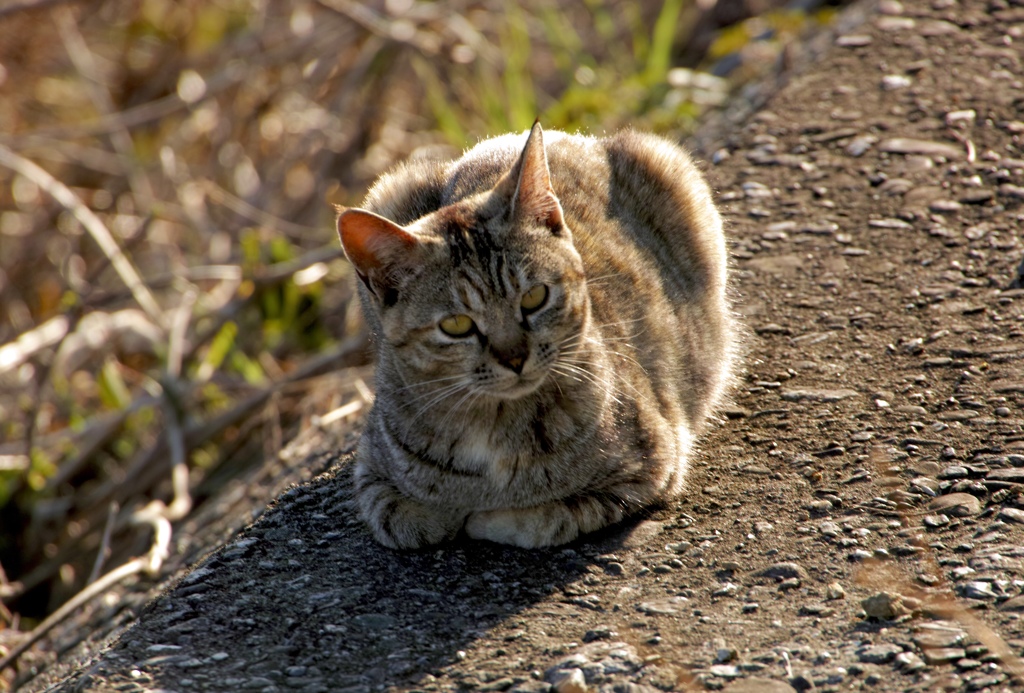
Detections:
[336, 123, 734, 549]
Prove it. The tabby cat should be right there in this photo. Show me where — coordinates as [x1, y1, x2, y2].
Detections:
[337, 122, 734, 549]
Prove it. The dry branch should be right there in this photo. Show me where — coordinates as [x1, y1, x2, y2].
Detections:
[0, 144, 165, 327]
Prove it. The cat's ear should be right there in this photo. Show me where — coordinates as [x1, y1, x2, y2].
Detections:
[336, 207, 418, 300]
[502, 121, 565, 233]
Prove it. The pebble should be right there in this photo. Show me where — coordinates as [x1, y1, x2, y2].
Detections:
[825, 582, 845, 600]
[713, 583, 741, 597]
[959, 581, 999, 600]
[756, 562, 809, 580]
[550, 668, 587, 693]
[636, 597, 689, 615]
[938, 410, 980, 422]
[710, 665, 741, 679]
[858, 643, 904, 664]
[780, 388, 858, 403]
[837, 34, 873, 47]
[878, 138, 963, 159]
[922, 648, 967, 665]
[938, 465, 969, 480]
[881, 74, 911, 90]
[722, 679, 796, 693]
[861, 592, 909, 620]
[923, 514, 950, 528]
[987, 468, 1024, 483]
[895, 652, 926, 672]
[928, 493, 982, 517]
[998, 508, 1024, 524]
[877, 16, 915, 30]
[929, 199, 963, 213]
[998, 595, 1024, 612]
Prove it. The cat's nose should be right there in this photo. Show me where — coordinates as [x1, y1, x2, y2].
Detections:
[503, 355, 525, 373]
[491, 342, 528, 374]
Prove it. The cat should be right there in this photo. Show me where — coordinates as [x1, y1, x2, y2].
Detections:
[336, 122, 735, 549]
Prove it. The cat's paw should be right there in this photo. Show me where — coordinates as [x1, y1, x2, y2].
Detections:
[362, 495, 458, 550]
[465, 506, 575, 548]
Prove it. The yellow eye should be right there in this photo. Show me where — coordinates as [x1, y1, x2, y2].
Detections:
[439, 314, 475, 337]
[520, 284, 548, 312]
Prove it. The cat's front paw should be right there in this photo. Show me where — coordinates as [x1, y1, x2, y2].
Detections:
[465, 506, 575, 548]
[360, 493, 458, 550]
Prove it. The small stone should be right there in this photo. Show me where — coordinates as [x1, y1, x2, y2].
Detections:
[243, 678, 275, 689]
[922, 648, 966, 665]
[938, 410, 980, 421]
[998, 508, 1024, 524]
[895, 652, 926, 672]
[929, 199, 963, 213]
[879, 138, 963, 159]
[756, 562, 809, 580]
[846, 136, 875, 157]
[511, 683, 554, 693]
[882, 74, 912, 90]
[998, 595, 1024, 612]
[928, 493, 981, 517]
[914, 629, 965, 648]
[583, 626, 615, 643]
[713, 583, 740, 597]
[987, 468, 1024, 483]
[960, 581, 998, 600]
[858, 643, 904, 664]
[837, 34, 873, 47]
[923, 514, 950, 528]
[919, 19, 960, 35]
[710, 664, 741, 679]
[960, 190, 993, 204]
[637, 597, 689, 615]
[861, 592, 909, 620]
[722, 679, 797, 693]
[604, 562, 625, 576]
[938, 465, 969, 480]
[780, 388, 859, 403]
[825, 582, 846, 600]
[799, 602, 832, 616]
[550, 668, 587, 693]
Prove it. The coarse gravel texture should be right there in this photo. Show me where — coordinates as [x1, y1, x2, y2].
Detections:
[7, 0, 1024, 690]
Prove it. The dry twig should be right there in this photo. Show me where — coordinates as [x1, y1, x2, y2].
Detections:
[0, 144, 165, 328]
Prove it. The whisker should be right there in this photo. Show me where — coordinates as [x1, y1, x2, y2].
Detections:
[550, 362, 624, 406]
[401, 381, 470, 433]
[395, 373, 468, 393]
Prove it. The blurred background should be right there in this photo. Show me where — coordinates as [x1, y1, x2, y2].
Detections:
[0, 0, 841, 652]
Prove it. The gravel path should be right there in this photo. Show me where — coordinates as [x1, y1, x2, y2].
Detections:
[9, 0, 1024, 690]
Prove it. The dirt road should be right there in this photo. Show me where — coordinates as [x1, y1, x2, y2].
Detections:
[9, 0, 1024, 689]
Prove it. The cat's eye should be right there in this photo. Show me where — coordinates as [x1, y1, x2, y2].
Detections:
[520, 284, 548, 312]
[439, 314, 475, 337]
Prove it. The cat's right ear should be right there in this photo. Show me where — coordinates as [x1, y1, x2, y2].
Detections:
[336, 207, 418, 300]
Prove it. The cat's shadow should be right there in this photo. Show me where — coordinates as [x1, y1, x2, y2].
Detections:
[121, 455, 649, 689]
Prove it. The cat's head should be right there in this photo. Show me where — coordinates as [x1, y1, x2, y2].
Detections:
[337, 123, 588, 401]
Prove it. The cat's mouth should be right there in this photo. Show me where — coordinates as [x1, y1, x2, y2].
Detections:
[486, 371, 547, 400]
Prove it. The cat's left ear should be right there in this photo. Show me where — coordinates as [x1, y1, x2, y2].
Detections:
[502, 121, 565, 233]
[336, 207, 421, 303]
